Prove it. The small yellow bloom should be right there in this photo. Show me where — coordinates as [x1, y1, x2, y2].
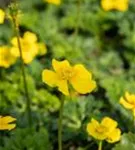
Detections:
[86, 117, 121, 143]
[120, 92, 135, 117]
[0, 9, 5, 24]
[0, 116, 16, 130]
[101, 0, 129, 11]
[42, 59, 96, 96]
[45, 0, 61, 5]
[10, 31, 47, 64]
[0, 46, 17, 68]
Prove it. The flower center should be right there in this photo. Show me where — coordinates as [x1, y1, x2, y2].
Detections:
[59, 67, 74, 80]
[96, 125, 108, 134]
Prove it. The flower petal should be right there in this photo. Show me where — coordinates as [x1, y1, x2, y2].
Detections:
[0, 9, 5, 24]
[57, 80, 69, 96]
[1, 116, 16, 124]
[45, 0, 61, 5]
[114, 0, 129, 11]
[86, 119, 99, 135]
[106, 128, 121, 143]
[23, 31, 37, 43]
[42, 69, 58, 87]
[101, 0, 114, 11]
[0, 124, 16, 130]
[120, 97, 134, 109]
[70, 64, 96, 94]
[101, 117, 117, 132]
[86, 118, 107, 140]
[133, 109, 135, 117]
[0, 116, 16, 130]
[52, 59, 71, 72]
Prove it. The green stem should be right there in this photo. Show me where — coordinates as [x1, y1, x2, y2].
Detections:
[12, 15, 32, 127]
[98, 141, 103, 150]
[58, 98, 65, 150]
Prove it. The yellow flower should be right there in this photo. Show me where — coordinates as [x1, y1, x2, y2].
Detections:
[101, 0, 129, 11]
[0, 46, 17, 68]
[0, 9, 5, 24]
[0, 116, 16, 130]
[10, 31, 47, 64]
[42, 59, 96, 96]
[120, 91, 135, 117]
[86, 117, 121, 143]
[45, 0, 61, 5]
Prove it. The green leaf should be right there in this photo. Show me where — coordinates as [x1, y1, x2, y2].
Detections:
[113, 133, 135, 150]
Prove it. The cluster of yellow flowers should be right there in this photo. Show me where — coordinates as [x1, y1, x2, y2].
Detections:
[0, 116, 16, 130]
[0, 31, 47, 68]
[42, 59, 122, 147]
[101, 0, 129, 11]
[0, 1, 132, 149]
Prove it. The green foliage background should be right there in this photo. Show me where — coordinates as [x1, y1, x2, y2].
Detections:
[0, 0, 135, 149]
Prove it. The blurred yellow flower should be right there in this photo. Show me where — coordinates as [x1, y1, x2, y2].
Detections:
[45, 0, 61, 5]
[120, 91, 135, 117]
[11, 31, 47, 64]
[42, 59, 96, 95]
[0, 46, 17, 68]
[0, 116, 16, 130]
[87, 117, 121, 143]
[0, 9, 5, 24]
[101, 0, 129, 11]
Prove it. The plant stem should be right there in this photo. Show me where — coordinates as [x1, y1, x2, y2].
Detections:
[58, 98, 65, 150]
[98, 141, 103, 150]
[12, 15, 32, 127]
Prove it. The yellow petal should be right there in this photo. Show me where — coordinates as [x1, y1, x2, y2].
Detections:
[0, 9, 5, 24]
[0, 124, 16, 131]
[101, 117, 117, 132]
[23, 31, 37, 43]
[52, 59, 71, 73]
[101, 0, 114, 11]
[1, 116, 16, 123]
[45, 0, 61, 5]
[125, 92, 135, 104]
[86, 119, 107, 140]
[120, 97, 134, 109]
[70, 64, 96, 94]
[106, 128, 121, 143]
[133, 109, 135, 117]
[37, 43, 47, 56]
[57, 80, 69, 96]
[10, 47, 20, 57]
[125, 91, 132, 102]
[42, 69, 58, 87]
[86, 119, 99, 135]
[114, 0, 129, 11]
[11, 37, 23, 47]
[0, 116, 16, 131]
